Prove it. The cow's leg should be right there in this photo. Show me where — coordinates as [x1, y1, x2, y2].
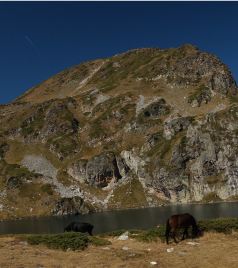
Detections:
[165, 223, 171, 244]
[87, 227, 93, 236]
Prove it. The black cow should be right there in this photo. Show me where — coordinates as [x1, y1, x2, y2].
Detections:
[64, 222, 94, 236]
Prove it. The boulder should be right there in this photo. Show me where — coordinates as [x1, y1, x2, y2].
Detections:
[142, 99, 169, 118]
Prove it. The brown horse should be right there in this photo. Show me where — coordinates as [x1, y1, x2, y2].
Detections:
[165, 213, 201, 244]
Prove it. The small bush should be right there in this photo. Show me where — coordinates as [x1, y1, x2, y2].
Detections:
[26, 232, 89, 251]
[198, 218, 238, 234]
[24, 232, 112, 251]
[100, 229, 127, 237]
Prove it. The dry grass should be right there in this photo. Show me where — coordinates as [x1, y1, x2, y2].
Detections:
[5, 140, 62, 169]
[108, 179, 148, 209]
[0, 182, 59, 220]
[0, 232, 237, 268]
[158, 85, 230, 117]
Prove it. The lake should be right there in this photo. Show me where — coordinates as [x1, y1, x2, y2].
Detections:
[0, 202, 238, 235]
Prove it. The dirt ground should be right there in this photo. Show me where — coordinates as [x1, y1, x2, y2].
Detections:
[0, 232, 237, 268]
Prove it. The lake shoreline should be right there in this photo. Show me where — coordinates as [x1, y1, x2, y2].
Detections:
[1, 199, 238, 222]
[0, 201, 238, 235]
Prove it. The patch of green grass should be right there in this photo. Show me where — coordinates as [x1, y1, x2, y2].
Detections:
[88, 236, 112, 246]
[101, 227, 166, 243]
[5, 163, 32, 178]
[202, 192, 222, 203]
[69, 64, 90, 81]
[41, 184, 54, 195]
[48, 134, 78, 158]
[146, 132, 163, 156]
[90, 50, 158, 91]
[88, 120, 107, 139]
[99, 229, 143, 238]
[5, 140, 62, 169]
[108, 178, 148, 208]
[198, 218, 238, 234]
[24, 232, 111, 251]
[0, 160, 36, 188]
[135, 226, 166, 243]
[0, 141, 8, 159]
[99, 229, 127, 237]
[20, 108, 46, 137]
[204, 174, 227, 185]
[228, 92, 238, 103]
[227, 195, 238, 201]
[146, 135, 172, 164]
[18, 182, 44, 199]
[89, 97, 136, 141]
[26, 232, 89, 251]
[56, 170, 73, 187]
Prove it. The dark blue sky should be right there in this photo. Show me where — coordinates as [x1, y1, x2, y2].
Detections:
[0, 1, 238, 104]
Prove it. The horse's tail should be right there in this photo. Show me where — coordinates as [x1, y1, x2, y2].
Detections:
[165, 219, 170, 244]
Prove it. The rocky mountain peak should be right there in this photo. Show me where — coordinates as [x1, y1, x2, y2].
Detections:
[0, 44, 238, 219]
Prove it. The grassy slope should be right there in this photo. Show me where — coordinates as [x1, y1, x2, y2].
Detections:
[0, 45, 237, 219]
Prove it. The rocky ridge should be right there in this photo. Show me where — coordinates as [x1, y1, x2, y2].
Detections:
[0, 44, 238, 219]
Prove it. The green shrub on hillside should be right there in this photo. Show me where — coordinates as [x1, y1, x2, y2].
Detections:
[26, 232, 89, 251]
[25, 232, 110, 251]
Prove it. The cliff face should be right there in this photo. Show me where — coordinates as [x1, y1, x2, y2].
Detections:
[0, 44, 238, 219]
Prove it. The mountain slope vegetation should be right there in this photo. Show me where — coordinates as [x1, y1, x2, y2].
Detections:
[0, 44, 238, 219]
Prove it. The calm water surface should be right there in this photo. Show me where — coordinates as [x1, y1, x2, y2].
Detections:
[0, 202, 238, 235]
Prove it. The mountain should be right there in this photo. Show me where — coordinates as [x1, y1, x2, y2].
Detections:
[0, 44, 238, 219]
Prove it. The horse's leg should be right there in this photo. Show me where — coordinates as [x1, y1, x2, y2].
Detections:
[182, 228, 188, 240]
[166, 231, 170, 245]
[172, 230, 178, 244]
[185, 228, 189, 239]
[192, 224, 198, 239]
[182, 229, 186, 240]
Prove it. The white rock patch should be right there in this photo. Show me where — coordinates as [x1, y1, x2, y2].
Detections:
[95, 94, 110, 106]
[21, 155, 58, 179]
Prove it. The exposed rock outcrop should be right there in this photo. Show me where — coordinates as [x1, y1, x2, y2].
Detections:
[68, 152, 130, 188]
[52, 197, 93, 215]
[140, 98, 170, 118]
[0, 44, 238, 219]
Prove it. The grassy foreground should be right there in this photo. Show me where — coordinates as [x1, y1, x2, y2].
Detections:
[21, 217, 238, 251]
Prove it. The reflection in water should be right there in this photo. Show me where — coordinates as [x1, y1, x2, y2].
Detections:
[0, 202, 237, 235]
